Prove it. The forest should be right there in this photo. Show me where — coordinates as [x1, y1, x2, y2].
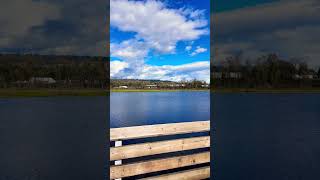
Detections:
[1, 53, 320, 90]
[0, 54, 109, 89]
[110, 79, 209, 89]
[211, 53, 320, 89]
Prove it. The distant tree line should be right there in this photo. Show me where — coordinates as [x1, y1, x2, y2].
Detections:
[111, 79, 209, 89]
[0, 54, 109, 88]
[211, 53, 320, 89]
[3, 53, 319, 90]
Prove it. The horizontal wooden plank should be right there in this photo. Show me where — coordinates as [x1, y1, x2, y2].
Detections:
[110, 120, 210, 141]
[139, 166, 210, 180]
[111, 136, 210, 161]
[110, 152, 210, 179]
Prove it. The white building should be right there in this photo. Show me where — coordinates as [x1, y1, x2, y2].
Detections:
[146, 84, 158, 88]
[30, 77, 56, 84]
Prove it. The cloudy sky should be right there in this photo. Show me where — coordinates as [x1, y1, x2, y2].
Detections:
[0, 0, 107, 56]
[1, 0, 319, 79]
[110, 0, 210, 82]
[213, 0, 320, 69]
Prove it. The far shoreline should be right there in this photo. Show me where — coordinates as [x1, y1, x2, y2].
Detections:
[0, 88, 209, 98]
[1, 88, 320, 98]
[110, 88, 209, 92]
[211, 88, 320, 93]
[0, 88, 109, 98]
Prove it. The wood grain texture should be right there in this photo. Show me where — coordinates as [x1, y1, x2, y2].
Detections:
[110, 136, 210, 161]
[138, 166, 210, 180]
[110, 120, 210, 141]
[110, 152, 210, 179]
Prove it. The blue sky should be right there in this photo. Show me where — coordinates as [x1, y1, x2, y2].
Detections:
[110, 0, 210, 82]
[1, 0, 319, 72]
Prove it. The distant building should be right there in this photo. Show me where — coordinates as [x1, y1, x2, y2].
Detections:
[168, 83, 185, 88]
[146, 84, 158, 88]
[302, 74, 314, 79]
[119, 85, 128, 89]
[201, 84, 209, 88]
[14, 80, 28, 84]
[229, 72, 242, 79]
[30, 77, 56, 84]
[293, 74, 302, 79]
[212, 72, 242, 79]
[212, 72, 222, 79]
[293, 74, 314, 79]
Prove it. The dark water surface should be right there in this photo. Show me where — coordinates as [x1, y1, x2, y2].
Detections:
[2, 93, 319, 180]
[213, 93, 320, 180]
[0, 96, 108, 180]
[110, 91, 210, 128]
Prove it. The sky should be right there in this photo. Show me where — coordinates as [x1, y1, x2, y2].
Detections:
[212, 0, 320, 69]
[0, 0, 107, 56]
[1, 0, 319, 77]
[110, 0, 210, 83]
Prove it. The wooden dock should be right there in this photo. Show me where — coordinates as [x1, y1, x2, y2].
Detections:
[110, 120, 210, 179]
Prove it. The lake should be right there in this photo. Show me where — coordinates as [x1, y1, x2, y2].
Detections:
[110, 91, 210, 128]
[213, 93, 320, 180]
[110, 91, 210, 179]
[0, 96, 108, 180]
[1, 92, 319, 179]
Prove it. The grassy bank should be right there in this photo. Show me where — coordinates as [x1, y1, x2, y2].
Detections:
[0, 88, 208, 97]
[211, 88, 320, 93]
[112, 88, 320, 93]
[1, 88, 320, 97]
[111, 89, 209, 92]
[0, 88, 109, 98]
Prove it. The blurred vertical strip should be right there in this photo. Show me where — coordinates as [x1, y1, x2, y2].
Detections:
[210, 0, 215, 179]
[105, 0, 110, 179]
[0, 0, 110, 179]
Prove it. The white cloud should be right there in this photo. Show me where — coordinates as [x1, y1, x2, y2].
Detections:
[190, 9, 206, 19]
[110, 60, 129, 77]
[110, 0, 208, 54]
[185, 45, 192, 51]
[111, 39, 148, 60]
[111, 61, 210, 83]
[110, 0, 209, 81]
[190, 46, 207, 56]
[141, 61, 210, 83]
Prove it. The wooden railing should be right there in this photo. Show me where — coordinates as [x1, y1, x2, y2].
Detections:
[110, 120, 210, 179]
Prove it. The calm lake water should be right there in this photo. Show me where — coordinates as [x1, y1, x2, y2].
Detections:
[1, 93, 320, 179]
[110, 91, 210, 179]
[213, 93, 320, 180]
[110, 91, 210, 128]
[0, 96, 108, 180]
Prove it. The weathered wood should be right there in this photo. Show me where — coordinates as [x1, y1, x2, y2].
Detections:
[139, 166, 210, 180]
[110, 136, 210, 161]
[114, 140, 122, 165]
[114, 141, 122, 180]
[110, 121, 210, 141]
[110, 152, 210, 179]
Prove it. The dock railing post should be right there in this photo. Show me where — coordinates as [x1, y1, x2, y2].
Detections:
[114, 140, 122, 180]
[110, 121, 210, 179]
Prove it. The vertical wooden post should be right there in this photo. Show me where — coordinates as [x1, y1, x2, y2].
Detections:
[114, 140, 122, 180]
